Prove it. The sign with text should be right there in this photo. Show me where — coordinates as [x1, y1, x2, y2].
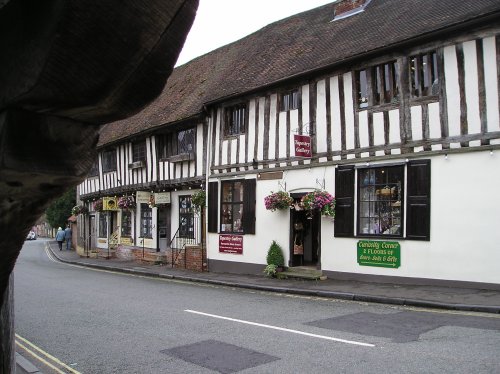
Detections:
[219, 234, 243, 254]
[154, 192, 171, 205]
[294, 134, 311, 158]
[136, 191, 151, 204]
[357, 240, 400, 268]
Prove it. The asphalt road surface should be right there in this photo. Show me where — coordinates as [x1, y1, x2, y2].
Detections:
[14, 239, 500, 373]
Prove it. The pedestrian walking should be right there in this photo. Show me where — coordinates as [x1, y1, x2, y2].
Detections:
[55, 227, 65, 251]
[64, 225, 72, 250]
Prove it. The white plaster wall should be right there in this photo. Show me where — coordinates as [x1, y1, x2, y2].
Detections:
[207, 177, 291, 266]
[324, 151, 500, 284]
[316, 79, 327, 154]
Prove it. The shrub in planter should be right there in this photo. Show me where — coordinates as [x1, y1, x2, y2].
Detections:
[191, 190, 206, 214]
[266, 240, 285, 267]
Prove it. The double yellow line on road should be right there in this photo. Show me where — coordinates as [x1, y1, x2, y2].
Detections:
[15, 334, 81, 374]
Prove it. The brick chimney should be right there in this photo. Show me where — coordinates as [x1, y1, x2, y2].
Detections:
[334, 0, 371, 20]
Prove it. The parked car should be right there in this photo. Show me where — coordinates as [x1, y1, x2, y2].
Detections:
[26, 231, 36, 240]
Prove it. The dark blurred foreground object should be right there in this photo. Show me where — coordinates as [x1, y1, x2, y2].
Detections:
[0, 0, 198, 371]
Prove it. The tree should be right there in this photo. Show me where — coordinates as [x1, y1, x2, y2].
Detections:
[45, 188, 76, 229]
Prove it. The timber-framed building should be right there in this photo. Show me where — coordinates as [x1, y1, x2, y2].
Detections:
[77, 0, 500, 288]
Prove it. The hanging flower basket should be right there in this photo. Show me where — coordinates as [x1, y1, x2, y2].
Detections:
[264, 191, 294, 212]
[94, 199, 103, 212]
[118, 195, 136, 210]
[300, 190, 335, 218]
[71, 205, 88, 216]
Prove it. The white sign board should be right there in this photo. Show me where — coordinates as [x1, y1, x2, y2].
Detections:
[155, 192, 171, 204]
[136, 191, 151, 204]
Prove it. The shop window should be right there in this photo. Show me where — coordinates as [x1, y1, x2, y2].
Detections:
[281, 89, 300, 111]
[102, 149, 117, 173]
[410, 51, 439, 98]
[358, 166, 404, 237]
[179, 195, 194, 238]
[140, 203, 152, 238]
[98, 213, 108, 238]
[356, 61, 399, 109]
[207, 179, 256, 234]
[335, 160, 430, 240]
[224, 104, 247, 136]
[121, 210, 132, 237]
[158, 128, 196, 159]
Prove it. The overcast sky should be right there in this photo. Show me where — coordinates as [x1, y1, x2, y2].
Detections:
[175, 0, 334, 66]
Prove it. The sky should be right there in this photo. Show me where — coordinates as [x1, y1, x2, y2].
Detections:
[175, 0, 334, 66]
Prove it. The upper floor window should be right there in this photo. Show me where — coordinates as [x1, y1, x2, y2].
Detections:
[102, 149, 117, 173]
[88, 159, 99, 177]
[281, 89, 300, 111]
[410, 51, 439, 98]
[356, 61, 399, 109]
[158, 128, 196, 159]
[224, 104, 246, 136]
[132, 141, 146, 162]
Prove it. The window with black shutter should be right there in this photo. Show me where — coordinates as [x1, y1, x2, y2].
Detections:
[207, 182, 218, 233]
[406, 160, 431, 240]
[334, 160, 430, 240]
[334, 166, 355, 237]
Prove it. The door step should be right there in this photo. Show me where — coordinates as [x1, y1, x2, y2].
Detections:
[279, 267, 327, 281]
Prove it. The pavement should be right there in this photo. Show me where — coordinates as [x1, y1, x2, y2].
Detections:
[45, 241, 500, 315]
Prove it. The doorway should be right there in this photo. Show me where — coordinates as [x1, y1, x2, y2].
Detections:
[158, 205, 171, 251]
[289, 194, 321, 268]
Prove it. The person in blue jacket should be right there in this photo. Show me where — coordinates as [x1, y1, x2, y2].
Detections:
[55, 227, 65, 251]
[64, 225, 72, 251]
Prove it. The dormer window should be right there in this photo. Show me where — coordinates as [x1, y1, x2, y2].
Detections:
[332, 0, 372, 21]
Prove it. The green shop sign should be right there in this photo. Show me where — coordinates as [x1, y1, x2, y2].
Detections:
[357, 240, 400, 268]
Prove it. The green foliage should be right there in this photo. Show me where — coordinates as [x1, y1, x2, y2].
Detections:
[191, 190, 206, 213]
[45, 188, 76, 229]
[266, 240, 285, 266]
[263, 264, 277, 277]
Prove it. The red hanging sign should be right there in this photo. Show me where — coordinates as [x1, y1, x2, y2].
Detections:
[294, 134, 311, 158]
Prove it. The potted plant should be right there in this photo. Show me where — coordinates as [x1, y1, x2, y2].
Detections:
[191, 190, 206, 214]
[300, 190, 335, 219]
[264, 191, 294, 212]
[264, 240, 285, 277]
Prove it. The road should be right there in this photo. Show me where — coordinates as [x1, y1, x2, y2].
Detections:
[14, 239, 500, 373]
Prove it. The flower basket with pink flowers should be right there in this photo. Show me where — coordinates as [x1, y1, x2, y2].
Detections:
[118, 195, 136, 210]
[300, 190, 335, 218]
[264, 191, 294, 212]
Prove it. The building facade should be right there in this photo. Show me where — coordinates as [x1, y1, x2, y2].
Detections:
[77, 0, 500, 288]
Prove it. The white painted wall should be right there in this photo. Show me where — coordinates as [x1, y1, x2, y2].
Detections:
[324, 151, 500, 284]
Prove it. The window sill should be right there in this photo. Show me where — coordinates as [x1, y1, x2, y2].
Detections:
[168, 152, 194, 163]
[129, 160, 145, 169]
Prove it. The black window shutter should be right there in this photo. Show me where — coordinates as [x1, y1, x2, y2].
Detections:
[207, 182, 218, 233]
[242, 179, 256, 234]
[334, 166, 355, 237]
[406, 159, 431, 240]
